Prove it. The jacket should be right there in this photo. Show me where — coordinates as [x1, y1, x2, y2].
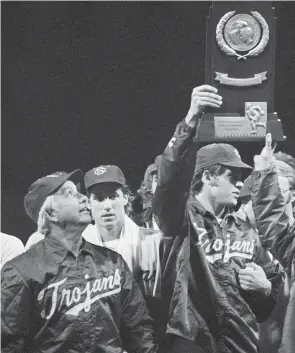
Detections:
[25, 216, 163, 299]
[153, 120, 284, 353]
[251, 168, 295, 353]
[1, 234, 158, 353]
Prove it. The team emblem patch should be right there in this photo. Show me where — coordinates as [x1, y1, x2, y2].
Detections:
[94, 166, 107, 176]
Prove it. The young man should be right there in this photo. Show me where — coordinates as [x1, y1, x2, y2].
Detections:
[1, 170, 158, 353]
[83, 164, 162, 299]
[153, 85, 285, 353]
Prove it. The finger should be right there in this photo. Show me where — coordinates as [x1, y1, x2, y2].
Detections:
[240, 283, 249, 290]
[245, 262, 260, 270]
[195, 98, 223, 106]
[238, 273, 254, 280]
[193, 85, 218, 94]
[239, 280, 250, 287]
[272, 142, 278, 153]
[192, 91, 223, 101]
[265, 133, 272, 149]
[197, 100, 222, 108]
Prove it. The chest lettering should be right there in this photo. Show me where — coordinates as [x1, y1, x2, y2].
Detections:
[37, 269, 121, 319]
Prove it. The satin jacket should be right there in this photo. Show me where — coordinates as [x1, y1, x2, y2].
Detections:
[1, 235, 158, 353]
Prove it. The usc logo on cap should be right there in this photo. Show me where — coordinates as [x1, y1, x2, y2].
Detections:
[94, 166, 107, 176]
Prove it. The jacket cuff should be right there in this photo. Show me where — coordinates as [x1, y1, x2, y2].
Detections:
[181, 119, 197, 134]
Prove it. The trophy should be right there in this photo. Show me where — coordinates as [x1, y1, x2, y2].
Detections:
[198, 1, 285, 142]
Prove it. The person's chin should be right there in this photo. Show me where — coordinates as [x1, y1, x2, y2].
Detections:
[80, 215, 92, 224]
[102, 219, 117, 229]
[224, 198, 238, 207]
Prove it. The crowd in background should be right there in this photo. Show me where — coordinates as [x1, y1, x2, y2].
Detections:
[1, 85, 295, 353]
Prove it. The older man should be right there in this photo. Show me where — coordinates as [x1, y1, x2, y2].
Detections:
[1, 170, 158, 353]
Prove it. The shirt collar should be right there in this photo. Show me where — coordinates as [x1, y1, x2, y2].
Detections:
[44, 232, 94, 264]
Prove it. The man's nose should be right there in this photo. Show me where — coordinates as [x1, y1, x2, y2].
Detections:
[78, 193, 89, 204]
[103, 198, 112, 210]
[235, 181, 244, 191]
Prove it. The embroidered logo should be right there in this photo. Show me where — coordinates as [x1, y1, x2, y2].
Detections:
[94, 166, 107, 176]
[192, 225, 255, 263]
[38, 269, 121, 319]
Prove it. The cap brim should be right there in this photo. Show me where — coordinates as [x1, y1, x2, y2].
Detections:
[221, 160, 252, 169]
[51, 169, 85, 195]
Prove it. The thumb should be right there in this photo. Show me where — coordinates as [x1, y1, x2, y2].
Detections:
[246, 262, 261, 271]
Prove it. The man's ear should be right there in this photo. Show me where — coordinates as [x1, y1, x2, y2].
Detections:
[201, 170, 212, 186]
[46, 209, 59, 223]
[123, 194, 128, 206]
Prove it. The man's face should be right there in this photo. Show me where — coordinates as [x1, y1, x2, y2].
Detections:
[53, 181, 91, 226]
[89, 183, 127, 230]
[210, 168, 242, 207]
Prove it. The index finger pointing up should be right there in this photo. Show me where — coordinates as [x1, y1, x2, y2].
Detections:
[265, 133, 272, 149]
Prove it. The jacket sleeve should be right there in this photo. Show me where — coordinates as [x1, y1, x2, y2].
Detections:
[120, 258, 158, 353]
[251, 166, 295, 270]
[152, 120, 199, 235]
[1, 263, 31, 352]
[250, 245, 285, 322]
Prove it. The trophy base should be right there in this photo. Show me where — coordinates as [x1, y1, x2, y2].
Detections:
[197, 113, 285, 142]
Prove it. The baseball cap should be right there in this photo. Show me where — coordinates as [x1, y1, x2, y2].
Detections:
[24, 169, 84, 223]
[84, 165, 126, 190]
[195, 143, 252, 171]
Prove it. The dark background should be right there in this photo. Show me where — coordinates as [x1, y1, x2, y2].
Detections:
[2, 1, 295, 244]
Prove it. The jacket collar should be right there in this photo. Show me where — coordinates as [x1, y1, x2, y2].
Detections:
[187, 194, 238, 224]
[44, 232, 94, 264]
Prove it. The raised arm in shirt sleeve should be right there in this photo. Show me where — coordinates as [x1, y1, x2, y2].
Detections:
[120, 259, 158, 353]
[1, 263, 31, 353]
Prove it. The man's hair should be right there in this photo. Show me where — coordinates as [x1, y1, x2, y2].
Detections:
[274, 151, 295, 171]
[37, 195, 56, 235]
[88, 184, 134, 216]
[190, 163, 228, 195]
[275, 160, 295, 190]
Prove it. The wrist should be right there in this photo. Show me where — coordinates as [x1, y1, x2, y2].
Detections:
[185, 109, 202, 128]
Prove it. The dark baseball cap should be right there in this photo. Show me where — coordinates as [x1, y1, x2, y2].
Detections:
[24, 169, 84, 223]
[195, 143, 252, 171]
[85, 165, 126, 190]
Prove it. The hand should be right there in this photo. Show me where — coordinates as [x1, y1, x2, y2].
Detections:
[185, 85, 222, 127]
[238, 262, 272, 296]
[254, 133, 277, 171]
